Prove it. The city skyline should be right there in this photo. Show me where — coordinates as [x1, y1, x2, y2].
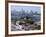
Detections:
[11, 5, 41, 13]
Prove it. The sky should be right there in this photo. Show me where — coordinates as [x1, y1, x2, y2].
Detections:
[11, 5, 41, 13]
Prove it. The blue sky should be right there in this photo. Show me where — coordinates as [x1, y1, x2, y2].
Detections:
[11, 5, 41, 13]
